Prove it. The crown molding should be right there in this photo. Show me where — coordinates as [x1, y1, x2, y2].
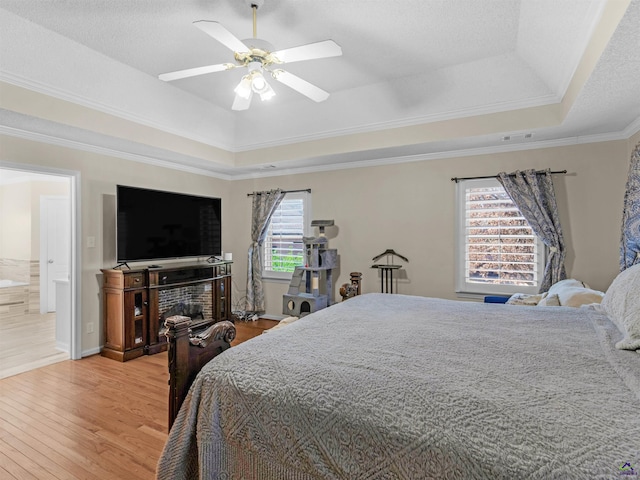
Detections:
[0, 72, 237, 153]
[0, 124, 233, 181]
[233, 94, 562, 152]
[228, 129, 636, 180]
[2, 71, 562, 155]
[2, 112, 637, 182]
[622, 115, 640, 138]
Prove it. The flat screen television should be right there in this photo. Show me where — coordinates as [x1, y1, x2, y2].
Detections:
[116, 185, 222, 262]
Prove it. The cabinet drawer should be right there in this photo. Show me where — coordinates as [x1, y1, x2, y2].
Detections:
[125, 272, 146, 288]
[103, 271, 124, 289]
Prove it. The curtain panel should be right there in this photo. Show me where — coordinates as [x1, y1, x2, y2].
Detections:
[498, 169, 567, 293]
[620, 143, 640, 271]
[246, 189, 286, 313]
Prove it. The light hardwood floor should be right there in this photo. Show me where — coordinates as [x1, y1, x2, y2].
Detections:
[0, 312, 69, 380]
[231, 318, 279, 346]
[0, 353, 168, 480]
[0, 319, 277, 480]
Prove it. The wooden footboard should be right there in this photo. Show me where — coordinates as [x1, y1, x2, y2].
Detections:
[164, 316, 236, 430]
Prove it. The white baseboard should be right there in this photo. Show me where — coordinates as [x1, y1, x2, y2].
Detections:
[81, 346, 101, 357]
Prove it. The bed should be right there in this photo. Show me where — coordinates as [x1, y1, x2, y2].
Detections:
[157, 265, 640, 479]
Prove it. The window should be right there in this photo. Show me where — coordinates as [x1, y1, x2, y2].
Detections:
[262, 191, 311, 280]
[455, 178, 544, 295]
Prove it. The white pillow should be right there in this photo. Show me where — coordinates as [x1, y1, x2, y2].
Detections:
[558, 287, 604, 307]
[546, 278, 604, 307]
[601, 263, 640, 350]
[547, 278, 589, 295]
[263, 316, 299, 333]
[506, 293, 545, 306]
[537, 293, 561, 306]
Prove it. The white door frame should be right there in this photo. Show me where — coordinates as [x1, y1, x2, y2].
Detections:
[0, 161, 82, 360]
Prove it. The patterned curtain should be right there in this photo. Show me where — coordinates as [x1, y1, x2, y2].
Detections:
[620, 143, 640, 271]
[246, 189, 286, 313]
[498, 169, 566, 293]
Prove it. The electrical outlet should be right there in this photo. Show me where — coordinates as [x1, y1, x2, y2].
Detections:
[87, 322, 94, 334]
[86, 236, 96, 248]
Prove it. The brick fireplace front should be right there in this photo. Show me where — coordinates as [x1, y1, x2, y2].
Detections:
[156, 284, 213, 338]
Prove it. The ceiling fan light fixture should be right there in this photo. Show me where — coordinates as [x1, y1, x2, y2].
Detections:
[234, 75, 253, 99]
[246, 61, 275, 100]
[251, 71, 267, 92]
[258, 82, 276, 101]
[159, 0, 342, 110]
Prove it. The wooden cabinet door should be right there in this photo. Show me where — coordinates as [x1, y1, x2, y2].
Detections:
[124, 289, 147, 350]
[213, 275, 232, 322]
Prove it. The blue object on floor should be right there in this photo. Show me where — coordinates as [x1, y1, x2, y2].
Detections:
[484, 295, 509, 304]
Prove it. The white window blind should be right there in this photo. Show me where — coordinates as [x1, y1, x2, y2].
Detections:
[456, 178, 543, 295]
[263, 192, 310, 279]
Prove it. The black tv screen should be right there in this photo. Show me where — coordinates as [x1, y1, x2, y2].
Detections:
[116, 185, 221, 262]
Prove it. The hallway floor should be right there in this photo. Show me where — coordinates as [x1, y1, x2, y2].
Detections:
[0, 311, 69, 379]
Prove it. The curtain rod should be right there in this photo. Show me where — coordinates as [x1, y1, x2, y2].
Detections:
[247, 188, 311, 197]
[451, 170, 567, 183]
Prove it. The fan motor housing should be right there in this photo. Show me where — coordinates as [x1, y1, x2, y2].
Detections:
[236, 39, 279, 66]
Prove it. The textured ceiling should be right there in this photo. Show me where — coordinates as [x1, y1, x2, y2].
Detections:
[0, 0, 639, 178]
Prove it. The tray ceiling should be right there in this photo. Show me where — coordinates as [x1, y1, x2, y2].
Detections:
[0, 0, 639, 178]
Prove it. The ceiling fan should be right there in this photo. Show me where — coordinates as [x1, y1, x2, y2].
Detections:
[158, 0, 342, 111]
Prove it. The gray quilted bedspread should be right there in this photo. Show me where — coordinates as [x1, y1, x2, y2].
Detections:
[157, 293, 640, 479]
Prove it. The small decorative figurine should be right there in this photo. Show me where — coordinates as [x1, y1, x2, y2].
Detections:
[340, 272, 362, 301]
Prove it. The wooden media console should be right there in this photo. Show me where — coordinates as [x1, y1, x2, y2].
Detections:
[100, 261, 232, 362]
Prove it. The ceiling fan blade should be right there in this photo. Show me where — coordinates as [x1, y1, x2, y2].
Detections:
[193, 20, 249, 53]
[272, 40, 342, 64]
[272, 70, 329, 102]
[159, 63, 234, 82]
[232, 91, 253, 111]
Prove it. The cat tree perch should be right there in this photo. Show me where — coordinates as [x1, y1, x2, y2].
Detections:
[282, 220, 337, 317]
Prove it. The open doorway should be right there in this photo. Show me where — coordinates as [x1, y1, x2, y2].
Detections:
[0, 165, 78, 378]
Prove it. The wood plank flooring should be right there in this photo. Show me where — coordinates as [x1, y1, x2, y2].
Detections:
[0, 319, 277, 479]
[231, 318, 279, 346]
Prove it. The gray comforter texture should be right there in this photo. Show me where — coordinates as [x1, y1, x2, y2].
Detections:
[157, 293, 640, 479]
